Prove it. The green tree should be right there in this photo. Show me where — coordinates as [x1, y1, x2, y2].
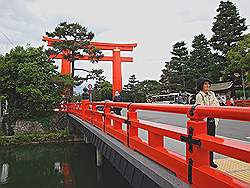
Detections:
[135, 80, 161, 102]
[93, 81, 112, 101]
[226, 33, 250, 77]
[160, 41, 189, 92]
[159, 61, 171, 93]
[122, 75, 161, 102]
[189, 34, 220, 86]
[0, 46, 72, 122]
[123, 74, 139, 91]
[46, 22, 104, 97]
[122, 74, 140, 102]
[210, 1, 247, 56]
[226, 33, 250, 98]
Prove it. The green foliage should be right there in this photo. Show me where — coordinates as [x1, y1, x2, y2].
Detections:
[210, 1, 247, 56]
[226, 33, 250, 76]
[160, 2, 248, 89]
[0, 130, 70, 146]
[160, 41, 189, 92]
[45, 22, 105, 99]
[93, 80, 112, 101]
[76, 68, 107, 89]
[188, 34, 220, 87]
[0, 46, 70, 122]
[46, 22, 103, 64]
[72, 93, 83, 102]
[123, 74, 139, 92]
[0, 95, 7, 102]
[122, 74, 140, 102]
[133, 80, 161, 102]
[122, 75, 161, 102]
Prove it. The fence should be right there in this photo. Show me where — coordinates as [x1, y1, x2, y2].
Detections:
[61, 101, 250, 188]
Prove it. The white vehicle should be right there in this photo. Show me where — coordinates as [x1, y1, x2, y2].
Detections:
[151, 92, 192, 104]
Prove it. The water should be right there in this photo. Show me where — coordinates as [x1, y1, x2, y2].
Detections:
[0, 143, 132, 188]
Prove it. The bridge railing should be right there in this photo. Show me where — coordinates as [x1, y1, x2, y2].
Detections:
[234, 99, 250, 107]
[63, 101, 250, 188]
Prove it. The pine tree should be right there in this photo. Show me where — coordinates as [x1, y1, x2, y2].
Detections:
[160, 61, 171, 93]
[188, 34, 220, 86]
[123, 74, 140, 91]
[161, 41, 189, 92]
[122, 74, 140, 102]
[46, 22, 104, 98]
[226, 33, 250, 90]
[210, 1, 247, 56]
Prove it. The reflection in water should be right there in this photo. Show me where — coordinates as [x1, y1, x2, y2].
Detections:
[0, 163, 9, 184]
[0, 143, 131, 188]
[54, 162, 62, 173]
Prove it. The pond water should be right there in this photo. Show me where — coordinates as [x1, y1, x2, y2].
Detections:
[0, 143, 132, 188]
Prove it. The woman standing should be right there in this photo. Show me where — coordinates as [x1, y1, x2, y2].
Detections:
[195, 77, 220, 168]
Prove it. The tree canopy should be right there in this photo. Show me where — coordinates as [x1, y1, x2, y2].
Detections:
[210, 1, 247, 56]
[46, 22, 103, 65]
[122, 75, 161, 102]
[226, 33, 250, 83]
[46, 22, 104, 98]
[160, 41, 189, 92]
[0, 46, 72, 122]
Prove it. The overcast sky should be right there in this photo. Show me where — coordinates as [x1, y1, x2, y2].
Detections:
[0, 0, 249, 88]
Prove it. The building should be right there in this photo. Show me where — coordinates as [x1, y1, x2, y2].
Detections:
[210, 81, 234, 104]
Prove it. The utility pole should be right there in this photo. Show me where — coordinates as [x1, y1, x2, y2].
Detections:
[241, 69, 246, 99]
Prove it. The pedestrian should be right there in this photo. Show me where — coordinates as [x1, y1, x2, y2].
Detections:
[230, 97, 235, 106]
[195, 77, 220, 168]
[226, 96, 231, 106]
[113, 91, 122, 115]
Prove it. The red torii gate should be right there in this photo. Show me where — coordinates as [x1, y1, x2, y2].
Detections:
[42, 36, 137, 96]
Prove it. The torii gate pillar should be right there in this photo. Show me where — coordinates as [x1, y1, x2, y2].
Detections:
[61, 50, 71, 74]
[113, 48, 122, 95]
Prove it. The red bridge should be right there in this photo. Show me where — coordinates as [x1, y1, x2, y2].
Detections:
[59, 101, 250, 188]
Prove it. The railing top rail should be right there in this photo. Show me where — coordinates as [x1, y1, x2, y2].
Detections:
[129, 103, 191, 114]
[129, 103, 250, 122]
[92, 102, 105, 105]
[194, 106, 250, 121]
[105, 102, 131, 108]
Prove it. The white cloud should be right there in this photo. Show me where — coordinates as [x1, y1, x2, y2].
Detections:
[0, 0, 249, 87]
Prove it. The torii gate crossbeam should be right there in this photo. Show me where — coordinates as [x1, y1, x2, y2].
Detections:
[42, 36, 137, 96]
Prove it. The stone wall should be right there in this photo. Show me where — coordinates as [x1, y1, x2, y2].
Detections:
[13, 120, 44, 134]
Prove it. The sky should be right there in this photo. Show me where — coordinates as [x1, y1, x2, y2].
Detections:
[0, 0, 249, 91]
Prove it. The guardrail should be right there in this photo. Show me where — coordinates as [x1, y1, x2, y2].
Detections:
[234, 100, 250, 107]
[60, 100, 250, 188]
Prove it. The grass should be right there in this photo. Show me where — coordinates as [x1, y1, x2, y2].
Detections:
[0, 129, 73, 146]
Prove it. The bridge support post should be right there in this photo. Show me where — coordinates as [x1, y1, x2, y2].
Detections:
[84, 135, 90, 144]
[96, 148, 103, 167]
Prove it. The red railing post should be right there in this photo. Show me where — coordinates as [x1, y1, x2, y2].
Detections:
[104, 103, 111, 129]
[148, 132, 163, 148]
[127, 108, 138, 149]
[186, 120, 210, 165]
[81, 100, 88, 120]
[186, 109, 210, 184]
[92, 104, 97, 125]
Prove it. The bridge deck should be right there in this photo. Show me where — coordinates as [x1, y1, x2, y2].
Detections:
[68, 114, 190, 188]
